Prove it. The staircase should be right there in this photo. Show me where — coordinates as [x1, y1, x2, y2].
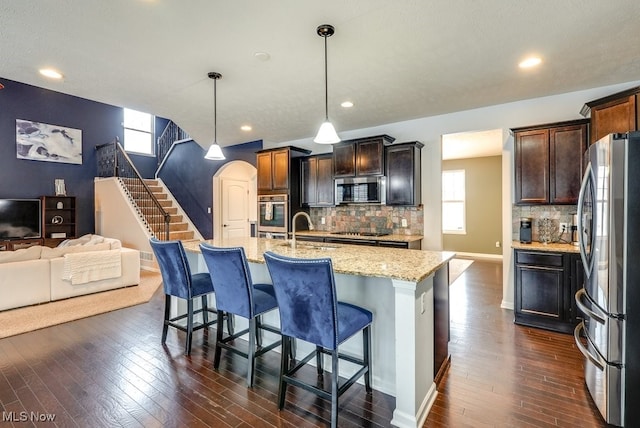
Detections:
[120, 178, 195, 241]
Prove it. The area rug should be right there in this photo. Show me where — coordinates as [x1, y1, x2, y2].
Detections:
[449, 258, 474, 285]
[0, 270, 162, 339]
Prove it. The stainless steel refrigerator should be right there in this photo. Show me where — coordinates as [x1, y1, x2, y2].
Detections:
[574, 131, 640, 427]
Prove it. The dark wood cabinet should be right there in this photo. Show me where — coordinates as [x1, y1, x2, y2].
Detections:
[513, 119, 588, 205]
[297, 234, 421, 250]
[41, 196, 77, 247]
[257, 148, 290, 192]
[385, 141, 423, 206]
[257, 146, 310, 193]
[514, 249, 580, 334]
[332, 135, 394, 178]
[0, 238, 44, 251]
[584, 86, 639, 144]
[301, 154, 333, 207]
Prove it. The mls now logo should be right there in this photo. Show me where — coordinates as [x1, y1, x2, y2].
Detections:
[2, 412, 56, 422]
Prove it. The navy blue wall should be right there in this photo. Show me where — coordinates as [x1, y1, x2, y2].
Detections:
[158, 140, 262, 239]
[0, 77, 260, 241]
[0, 78, 126, 236]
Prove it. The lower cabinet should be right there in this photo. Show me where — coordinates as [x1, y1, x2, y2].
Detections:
[514, 249, 581, 334]
[297, 235, 420, 249]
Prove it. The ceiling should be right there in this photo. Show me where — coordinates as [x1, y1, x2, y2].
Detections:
[1, 1, 640, 150]
[442, 129, 503, 160]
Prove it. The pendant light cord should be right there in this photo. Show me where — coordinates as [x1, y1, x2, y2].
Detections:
[324, 34, 329, 121]
[213, 77, 217, 144]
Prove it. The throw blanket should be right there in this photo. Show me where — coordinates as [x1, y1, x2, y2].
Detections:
[62, 249, 122, 285]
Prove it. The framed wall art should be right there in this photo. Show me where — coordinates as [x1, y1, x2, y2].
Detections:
[16, 119, 82, 164]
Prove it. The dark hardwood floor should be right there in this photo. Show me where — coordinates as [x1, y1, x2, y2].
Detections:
[0, 260, 605, 427]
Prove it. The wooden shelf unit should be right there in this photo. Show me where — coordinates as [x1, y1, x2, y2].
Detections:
[41, 196, 77, 247]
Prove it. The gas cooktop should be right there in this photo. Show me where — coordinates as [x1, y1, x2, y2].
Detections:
[330, 231, 390, 237]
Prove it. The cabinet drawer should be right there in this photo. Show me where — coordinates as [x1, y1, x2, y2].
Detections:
[516, 251, 563, 267]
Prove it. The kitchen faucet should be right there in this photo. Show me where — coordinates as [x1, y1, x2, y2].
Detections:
[291, 211, 314, 249]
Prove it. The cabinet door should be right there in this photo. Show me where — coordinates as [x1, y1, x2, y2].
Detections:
[515, 265, 563, 319]
[386, 144, 416, 205]
[550, 124, 588, 204]
[300, 157, 317, 206]
[257, 152, 273, 191]
[356, 139, 384, 176]
[316, 155, 334, 206]
[333, 143, 356, 177]
[515, 129, 549, 204]
[591, 95, 637, 144]
[570, 253, 585, 322]
[272, 149, 289, 190]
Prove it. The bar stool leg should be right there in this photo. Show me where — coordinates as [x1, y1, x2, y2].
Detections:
[364, 325, 372, 393]
[213, 310, 224, 369]
[185, 298, 194, 355]
[162, 295, 171, 344]
[247, 318, 257, 387]
[278, 336, 290, 409]
[331, 350, 339, 428]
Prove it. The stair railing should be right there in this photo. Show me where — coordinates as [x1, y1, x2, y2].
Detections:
[157, 120, 190, 168]
[96, 137, 171, 240]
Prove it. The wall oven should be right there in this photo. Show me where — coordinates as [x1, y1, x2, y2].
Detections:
[257, 194, 288, 236]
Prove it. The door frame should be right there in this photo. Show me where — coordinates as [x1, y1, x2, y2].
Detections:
[212, 160, 257, 239]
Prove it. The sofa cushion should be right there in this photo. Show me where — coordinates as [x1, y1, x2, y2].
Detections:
[0, 245, 42, 264]
[58, 234, 93, 247]
[41, 242, 112, 259]
[58, 234, 122, 250]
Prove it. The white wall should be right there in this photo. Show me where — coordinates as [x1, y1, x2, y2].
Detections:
[265, 79, 640, 310]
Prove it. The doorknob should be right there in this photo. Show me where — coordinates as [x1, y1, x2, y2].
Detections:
[223, 224, 228, 227]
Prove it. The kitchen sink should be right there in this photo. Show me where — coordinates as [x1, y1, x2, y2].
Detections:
[279, 242, 338, 251]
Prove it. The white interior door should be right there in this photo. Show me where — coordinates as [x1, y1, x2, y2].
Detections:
[221, 178, 250, 238]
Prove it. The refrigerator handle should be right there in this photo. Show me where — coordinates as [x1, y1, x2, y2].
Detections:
[574, 322, 606, 371]
[576, 163, 592, 276]
[575, 288, 607, 325]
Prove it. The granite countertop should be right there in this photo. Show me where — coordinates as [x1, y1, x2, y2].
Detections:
[183, 237, 453, 283]
[291, 230, 423, 243]
[511, 240, 580, 253]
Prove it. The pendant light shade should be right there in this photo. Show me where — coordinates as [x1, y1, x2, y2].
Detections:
[314, 24, 340, 145]
[204, 71, 226, 160]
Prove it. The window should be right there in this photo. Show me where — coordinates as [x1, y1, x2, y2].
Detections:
[442, 169, 466, 234]
[123, 108, 154, 155]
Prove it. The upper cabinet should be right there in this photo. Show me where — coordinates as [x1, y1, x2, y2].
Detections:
[301, 154, 334, 207]
[333, 135, 395, 178]
[584, 86, 639, 144]
[257, 146, 311, 194]
[385, 141, 423, 206]
[513, 119, 589, 205]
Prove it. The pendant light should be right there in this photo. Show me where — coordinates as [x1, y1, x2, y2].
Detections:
[204, 71, 226, 160]
[314, 24, 340, 144]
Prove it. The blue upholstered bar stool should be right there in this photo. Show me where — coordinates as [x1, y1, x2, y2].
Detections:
[200, 243, 283, 387]
[263, 251, 373, 428]
[150, 238, 223, 355]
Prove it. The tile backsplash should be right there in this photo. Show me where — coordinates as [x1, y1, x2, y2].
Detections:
[308, 205, 423, 235]
[512, 205, 576, 243]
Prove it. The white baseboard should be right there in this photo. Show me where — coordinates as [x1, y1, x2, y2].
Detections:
[453, 251, 503, 261]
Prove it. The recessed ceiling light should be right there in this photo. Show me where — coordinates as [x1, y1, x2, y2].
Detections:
[341, 101, 354, 108]
[39, 68, 63, 79]
[241, 125, 252, 131]
[254, 52, 271, 61]
[519, 57, 542, 69]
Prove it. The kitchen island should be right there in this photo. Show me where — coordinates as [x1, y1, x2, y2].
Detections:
[183, 237, 454, 428]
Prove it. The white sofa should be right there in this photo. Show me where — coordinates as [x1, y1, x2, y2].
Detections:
[0, 234, 140, 312]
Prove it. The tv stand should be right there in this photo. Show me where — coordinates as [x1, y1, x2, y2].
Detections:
[0, 238, 44, 251]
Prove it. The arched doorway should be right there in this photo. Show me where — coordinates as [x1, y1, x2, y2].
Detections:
[212, 161, 257, 239]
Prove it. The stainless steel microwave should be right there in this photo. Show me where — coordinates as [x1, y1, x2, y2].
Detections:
[335, 176, 386, 204]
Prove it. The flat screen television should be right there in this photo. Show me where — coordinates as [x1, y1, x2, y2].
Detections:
[0, 199, 42, 239]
